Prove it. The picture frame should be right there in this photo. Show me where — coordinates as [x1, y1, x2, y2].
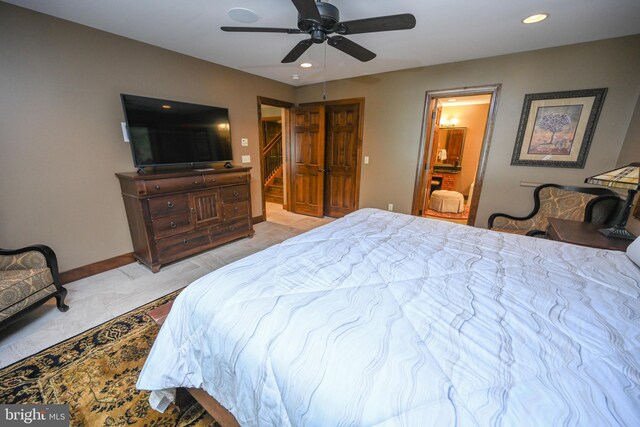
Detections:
[511, 88, 607, 168]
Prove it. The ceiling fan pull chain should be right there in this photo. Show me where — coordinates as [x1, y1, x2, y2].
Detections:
[323, 42, 327, 100]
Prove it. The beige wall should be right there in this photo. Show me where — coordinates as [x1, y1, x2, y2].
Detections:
[296, 35, 640, 228]
[439, 103, 490, 195]
[2, 2, 639, 273]
[0, 3, 295, 271]
[617, 95, 640, 235]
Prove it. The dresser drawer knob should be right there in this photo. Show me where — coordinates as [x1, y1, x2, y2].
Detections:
[155, 185, 161, 190]
[167, 201, 174, 209]
[190, 207, 196, 214]
[234, 207, 239, 212]
[170, 221, 177, 229]
[183, 239, 188, 244]
[194, 181, 199, 185]
[233, 190, 239, 197]
[210, 178, 216, 183]
[229, 226, 235, 231]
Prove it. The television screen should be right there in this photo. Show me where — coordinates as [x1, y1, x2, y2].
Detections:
[121, 94, 233, 168]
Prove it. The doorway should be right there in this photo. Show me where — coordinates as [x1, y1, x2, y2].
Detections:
[257, 97, 294, 221]
[411, 85, 501, 226]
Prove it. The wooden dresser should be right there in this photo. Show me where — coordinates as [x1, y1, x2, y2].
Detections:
[116, 168, 253, 272]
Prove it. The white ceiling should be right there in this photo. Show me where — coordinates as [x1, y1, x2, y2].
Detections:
[5, 0, 640, 86]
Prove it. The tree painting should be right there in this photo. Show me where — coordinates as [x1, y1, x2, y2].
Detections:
[528, 105, 583, 155]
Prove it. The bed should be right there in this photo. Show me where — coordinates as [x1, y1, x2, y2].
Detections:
[137, 208, 640, 426]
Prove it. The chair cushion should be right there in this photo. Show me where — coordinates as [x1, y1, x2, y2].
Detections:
[0, 268, 54, 312]
[0, 251, 47, 270]
[0, 284, 58, 322]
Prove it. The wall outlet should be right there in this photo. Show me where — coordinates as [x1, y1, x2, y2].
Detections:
[241, 155, 251, 163]
[388, 203, 393, 211]
[364, 156, 369, 164]
[241, 138, 248, 147]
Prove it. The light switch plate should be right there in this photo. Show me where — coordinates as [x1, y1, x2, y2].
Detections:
[241, 155, 251, 163]
[241, 138, 248, 147]
[364, 156, 369, 164]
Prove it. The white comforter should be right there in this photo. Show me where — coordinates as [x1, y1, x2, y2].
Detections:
[137, 208, 640, 426]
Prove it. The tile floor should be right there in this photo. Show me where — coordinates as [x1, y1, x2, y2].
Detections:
[0, 203, 332, 368]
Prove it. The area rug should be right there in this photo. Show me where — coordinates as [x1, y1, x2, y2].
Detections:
[0, 291, 218, 426]
[425, 204, 469, 220]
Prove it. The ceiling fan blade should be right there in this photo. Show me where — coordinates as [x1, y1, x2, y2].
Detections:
[291, 0, 322, 23]
[221, 26, 303, 34]
[282, 39, 314, 63]
[327, 36, 376, 62]
[338, 14, 416, 35]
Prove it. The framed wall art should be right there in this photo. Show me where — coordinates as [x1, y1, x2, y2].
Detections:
[511, 88, 607, 168]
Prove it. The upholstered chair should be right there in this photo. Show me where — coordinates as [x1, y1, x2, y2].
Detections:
[488, 184, 622, 237]
[0, 245, 69, 330]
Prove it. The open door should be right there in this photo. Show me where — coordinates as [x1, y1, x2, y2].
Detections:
[289, 105, 326, 217]
[421, 102, 442, 214]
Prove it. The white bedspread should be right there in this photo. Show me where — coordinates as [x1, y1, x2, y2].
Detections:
[137, 208, 640, 426]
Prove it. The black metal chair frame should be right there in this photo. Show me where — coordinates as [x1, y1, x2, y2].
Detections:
[488, 183, 623, 237]
[0, 244, 69, 330]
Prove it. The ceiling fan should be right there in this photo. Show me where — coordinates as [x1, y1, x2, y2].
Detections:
[221, 0, 416, 63]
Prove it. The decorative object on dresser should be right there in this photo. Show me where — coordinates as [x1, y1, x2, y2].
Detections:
[116, 168, 253, 272]
[584, 162, 639, 239]
[546, 218, 631, 251]
[0, 245, 69, 330]
[488, 183, 622, 236]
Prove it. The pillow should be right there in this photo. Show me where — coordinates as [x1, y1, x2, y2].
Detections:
[626, 237, 640, 267]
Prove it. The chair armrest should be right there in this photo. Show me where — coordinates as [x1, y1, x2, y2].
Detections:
[488, 211, 536, 229]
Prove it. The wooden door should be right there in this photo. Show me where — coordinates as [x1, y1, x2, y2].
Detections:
[324, 103, 361, 217]
[422, 104, 442, 214]
[289, 105, 325, 217]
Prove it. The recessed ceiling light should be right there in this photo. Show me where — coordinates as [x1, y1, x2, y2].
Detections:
[300, 62, 313, 68]
[162, 105, 172, 109]
[522, 13, 548, 24]
[291, 74, 300, 80]
[228, 7, 259, 24]
[447, 99, 456, 102]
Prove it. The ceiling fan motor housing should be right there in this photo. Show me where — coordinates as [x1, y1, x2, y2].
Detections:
[298, 1, 339, 37]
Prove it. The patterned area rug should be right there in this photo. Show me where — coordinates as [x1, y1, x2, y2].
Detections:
[425, 204, 470, 220]
[0, 291, 217, 426]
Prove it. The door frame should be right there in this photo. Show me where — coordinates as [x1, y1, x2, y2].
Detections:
[257, 96, 294, 221]
[411, 84, 501, 226]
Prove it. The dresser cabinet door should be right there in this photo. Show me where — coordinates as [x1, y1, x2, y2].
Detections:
[189, 189, 222, 228]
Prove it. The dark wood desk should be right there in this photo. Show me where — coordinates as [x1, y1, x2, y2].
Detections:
[547, 218, 631, 252]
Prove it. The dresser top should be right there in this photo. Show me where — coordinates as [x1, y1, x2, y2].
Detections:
[116, 166, 251, 181]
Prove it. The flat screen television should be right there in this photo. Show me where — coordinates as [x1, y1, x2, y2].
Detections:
[121, 94, 233, 168]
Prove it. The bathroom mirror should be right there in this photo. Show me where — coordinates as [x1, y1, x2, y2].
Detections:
[436, 127, 466, 169]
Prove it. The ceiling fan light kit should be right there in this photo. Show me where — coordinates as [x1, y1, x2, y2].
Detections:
[221, 0, 416, 63]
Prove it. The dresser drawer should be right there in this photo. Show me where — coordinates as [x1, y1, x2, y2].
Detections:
[211, 217, 251, 240]
[148, 194, 190, 218]
[156, 229, 210, 262]
[204, 172, 248, 187]
[152, 213, 192, 239]
[221, 185, 248, 203]
[145, 176, 205, 195]
[223, 201, 248, 220]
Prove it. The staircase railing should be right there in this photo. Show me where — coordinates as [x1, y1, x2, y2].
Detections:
[263, 131, 282, 184]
